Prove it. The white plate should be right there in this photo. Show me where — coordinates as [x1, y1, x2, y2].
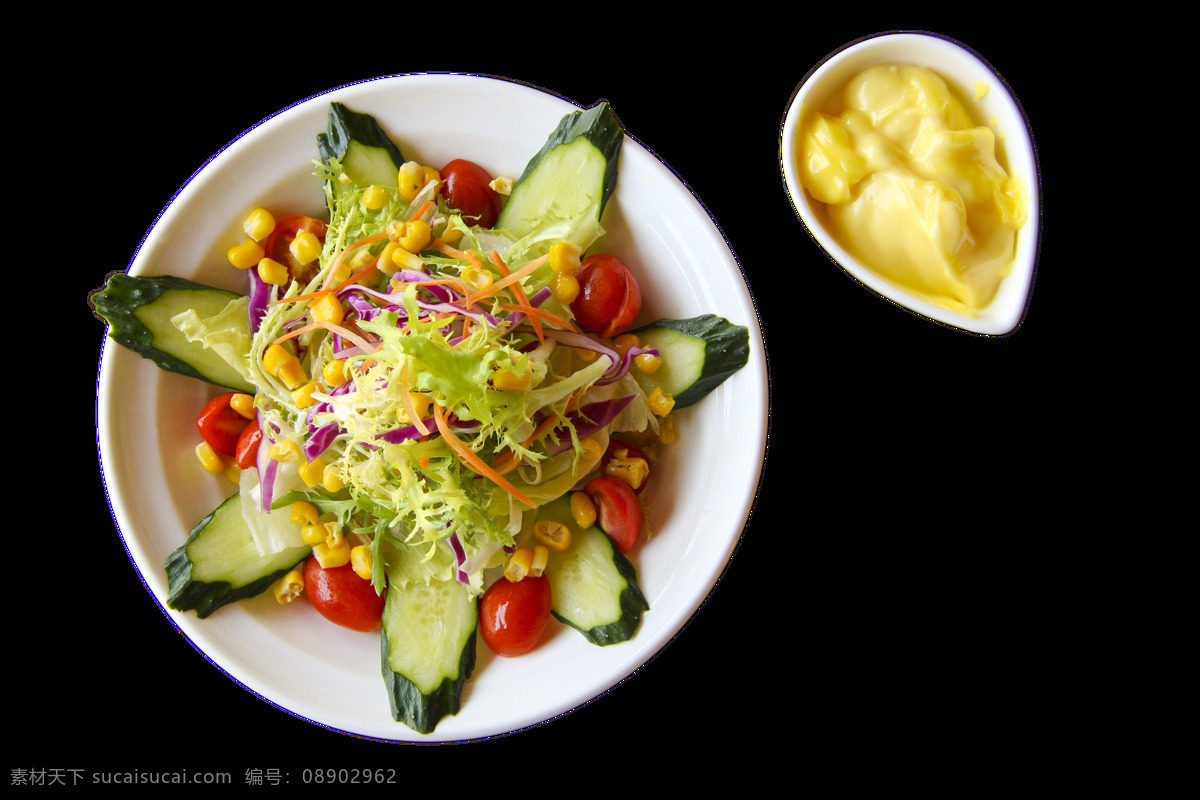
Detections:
[95, 73, 769, 742]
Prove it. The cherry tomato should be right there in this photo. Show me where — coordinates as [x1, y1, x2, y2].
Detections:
[439, 159, 503, 229]
[234, 417, 262, 470]
[583, 476, 644, 554]
[262, 214, 328, 285]
[570, 254, 643, 339]
[196, 392, 250, 457]
[479, 575, 553, 657]
[602, 439, 651, 494]
[302, 557, 387, 633]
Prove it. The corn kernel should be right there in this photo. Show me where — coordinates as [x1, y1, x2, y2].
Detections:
[492, 367, 531, 392]
[257, 256, 289, 286]
[462, 266, 494, 291]
[504, 547, 534, 582]
[612, 334, 640, 357]
[398, 161, 425, 202]
[224, 463, 241, 486]
[273, 570, 304, 604]
[605, 448, 650, 491]
[313, 537, 351, 569]
[309, 293, 344, 326]
[397, 392, 431, 424]
[658, 414, 677, 445]
[323, 521, 344, 549]
[227, 239, 265, 269]
[298, 456, 326, 487]
[580, 437, 604, 461]
[530, 545, 549, 577]
[322, 359, 349, 386]
[648, 386, 675, 417]
[570, 491, 597, 529]
[439, 219, 463, 244]
[195, 441, 225, 474]
[351, 545, 373, 580]
[575, 347, 597, 363]
[300, 523, 326, 545]
[243, 208, 275, 241]
[276, 358, 307, 390]
[396, 219, 432, 253]
[348, 245, 377, 271]
[229, 392, 256, 419]
[291, 380, 320, 409]
[263, 343, 294, 375]
[269, 438, 302, 463]
[290, 230, 322, 265]
[289, 501, 321, 527]
[551, 271, 580, 304]
[362, 184, 388, 210]
[549, 241, 582, 273]
[533, 520, 572, 552]
[322, 464, 344, 492]
[635, 353, 664, 374]
[421, 165, 441, 188]
[389, 245, 425, 272]
[407, 392, 431, 422]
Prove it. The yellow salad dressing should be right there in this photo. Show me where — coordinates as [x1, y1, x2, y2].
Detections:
[798, 63, 1026, 314]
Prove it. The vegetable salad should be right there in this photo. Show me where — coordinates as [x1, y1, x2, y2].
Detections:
[92, 99, 749, 735]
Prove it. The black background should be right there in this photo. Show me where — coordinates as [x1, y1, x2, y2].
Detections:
[38, 9, 1071, 789]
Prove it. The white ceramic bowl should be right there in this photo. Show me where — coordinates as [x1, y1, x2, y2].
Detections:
[95, 73, 768, 742]
[780, 31, 1040, 335]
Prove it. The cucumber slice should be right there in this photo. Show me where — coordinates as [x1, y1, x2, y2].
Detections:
[536, 496, 649, 646]
[381, 568, 478, 735]
[495, 101, 624, 240]
[165, 493, 310, 619]
[629, 315, 750, 409]
[317, 102, 406, 214]
[90, 273, 254, 394]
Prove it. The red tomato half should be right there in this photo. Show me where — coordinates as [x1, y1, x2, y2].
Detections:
[303, 557, 386, 633]
[439, 159, 503, 229]
[234, 417, 262, 470]
[196, 392, 250, 457]
[479, 575, 553, 657]
[570, 254, 643, 339]
[584, 476, 644, 554]
[262, 214, 328, 284]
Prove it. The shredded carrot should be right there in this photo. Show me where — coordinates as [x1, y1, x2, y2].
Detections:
[269, 322, 323, 348]
[270, 232, 389, 307]
[464, 254, 548, 307]
[433, 404, 533, 507]
[314, 320, 381, 355]
[432, 240, 471, 260]
[409, 199, 434, 221]
[322, 231, 390, 291]
[489, 251, 544, 345]
[497, 303, 579, 333]
[490, 388, 585, 476]
[400, 312, 459, 336]
[399, 276, 474, 299]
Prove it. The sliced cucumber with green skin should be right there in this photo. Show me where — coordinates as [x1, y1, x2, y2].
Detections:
[495, 101, 624, 239]
[90, 273, 254, 394]
[166, 493, 310, 619]
[381, 569, 478, 735]
[536, 496, 649, 646]
[317, 102, 406, 213]
[630, 315, 751, 409]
